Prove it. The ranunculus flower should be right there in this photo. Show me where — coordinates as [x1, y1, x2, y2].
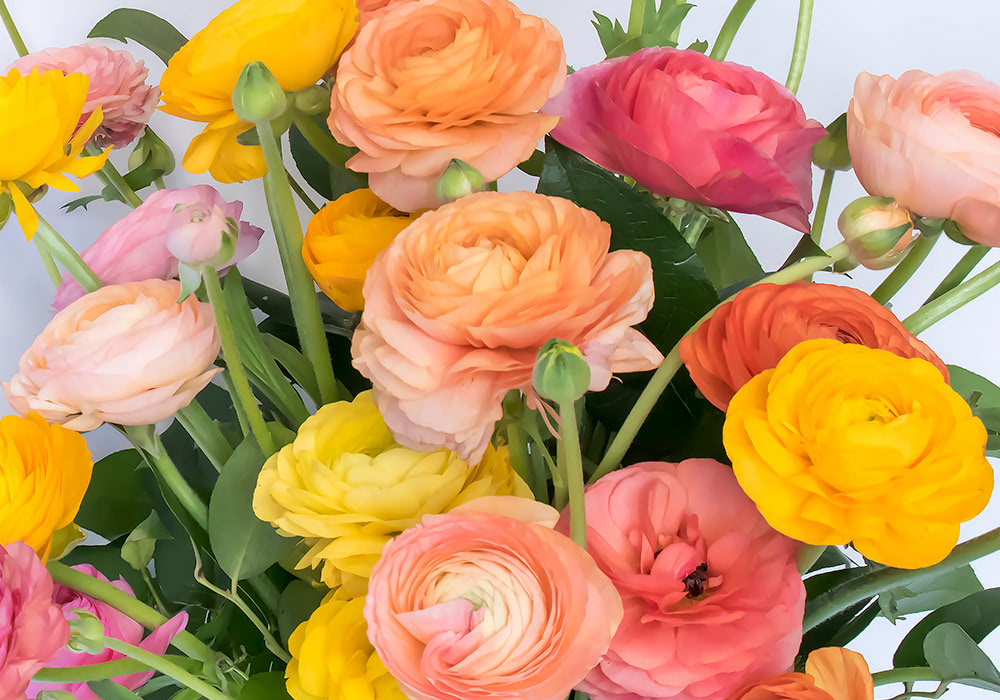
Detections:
[9, 44, 159, 149]
[160, 0, 358, 182]
[365, 501, 623, 700]
[679, 282, 948, 410]
[352, 191, 662, 461]
[546, 48, 827, 232]
[848, 70, 1000, 246]
[253, 391, 531, 592]
[53, 185, 263, 310]
[565, 460, 804, 700]
[286, 589, 405, 700]
[166, 203, 236, 268]
[5, 280, 222, 431]
[0, 542, 69, 700]
[329, 0, 566, 211]
[0, 413, 92, 559]
[27, 564, 188, 700]
[730, 647, 874, 700]
[302, 189, 418, 312]
[724, 338, 993, 569]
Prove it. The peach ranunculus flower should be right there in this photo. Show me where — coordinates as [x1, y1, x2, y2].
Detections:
[679, 282, 948, 411]
[365, 498, 623, 700]
[729, 647, 874, 700]
[848, 69, 1000, 246]
[4, 280, 221, 431]
[352, 191, 662, 462]
[9, 44, 160, 149]
[329, 0, 567, 211]
[565, 460, 805, 700]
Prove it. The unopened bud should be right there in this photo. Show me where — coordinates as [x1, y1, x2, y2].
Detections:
[813, 113, 852, 171]
[533, 339, 591, 404]
[128, 129, 176, 177]
[838, 196, 916, 270]
[68, 612, 106, 654]
[294, 85, 332, 116]
[436, 159, 486, 203]
[166, 203, 238, 269]
[0, 192, 11, 229]
[233, 62, 288, 124]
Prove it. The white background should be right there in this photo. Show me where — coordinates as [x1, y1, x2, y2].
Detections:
[2, 1, 999, 697]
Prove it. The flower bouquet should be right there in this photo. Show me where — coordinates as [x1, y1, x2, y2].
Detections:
[0, 0, 999, 699]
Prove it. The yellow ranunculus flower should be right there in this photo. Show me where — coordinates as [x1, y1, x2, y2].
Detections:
[302, 189, 419, 312]
[0, 413, 93, 558]
[160, 0, 359, 183]
[723, 338, 993, 569]
[253, 391, 531, 589]
[287, 590, 405, 700]
[0, 69, 108, 238]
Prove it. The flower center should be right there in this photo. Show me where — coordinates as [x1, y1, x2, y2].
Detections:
[681, 563, 710, 598]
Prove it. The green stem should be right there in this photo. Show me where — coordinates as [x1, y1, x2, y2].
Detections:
[103, 637, 231, 700]
[175, 402, 234, 473]
[626, 0, 646, 38]
[84, 144, 143, 208]
[507, 421, 540, 500]
[803, 525, 1000, 631]
[34, 236, 63, 287]
[292, 116, 352, 168]
[33, 659, 150, 684]
[195, 574, 290, 663]
[592, 243, 850, 482]
[683, 212, 710, 249]
[47, 562, 219, 667]
[202, 271, 276, 456]
[811, 170, 835, 245]
[287, 168, 320, 214]
[559, 401, 587, 549]
[871, 234, 938, 305]
[141, 568, 170, 615]
[34, 213, 102, 292]
[904, 257, 1000, 335]
[709, 0, 758, 61]
[925, 246, 990, 304]
[128, 429, 209, 531]
[256, 119, 339, 405]
[0, 0, 27, 56]
[785, 0, 814, 93]
[872, 668, 943, 688]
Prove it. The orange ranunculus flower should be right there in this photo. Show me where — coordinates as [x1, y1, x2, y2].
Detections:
[329, 0, 566, 211]
[730, 648, 874, 700]
[679, 282, 947, 410]
[302, 189, 418, 312]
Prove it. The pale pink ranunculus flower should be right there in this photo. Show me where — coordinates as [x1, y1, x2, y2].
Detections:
[546, 47, 827, 233]
[5, 279, 222, 431]
[9, 43, 160, 149]
[0, 542, 70, 700]
[351, 191, 662, 462]
[165, 203, 234, 267]
[365, 499, 623, 700]
[561, 460, 805, 700]
[27, 565, 188, 700]
[848, 69, 1000, 246]
[54, 185, 264, 310]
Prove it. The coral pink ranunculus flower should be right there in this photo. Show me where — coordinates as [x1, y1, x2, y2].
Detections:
[54, 185, 263, 310]
[563, 460, 805, 700]
[5, 279, 221, 430]
[28, 565, 188, 700]
[10, 44, 159, 149]
[352, 191, 662, 462]
[547, 47, 827, 232]
[0, 542, 69, 700]
[848, 69, 1000, 246]
[365, 501, 622, 700]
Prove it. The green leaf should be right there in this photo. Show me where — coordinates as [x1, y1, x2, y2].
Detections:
[592, 12, 627, 55]
[62, 195, 105, 213]
[76, 449, 154, 540]
[121, 511, 172, 571]
[948, 365, 1000, 456]
[808, 546, 854, 573]
[88, 680, 144, 700]
[924, 622, 1000, 690]
[237, 672, 293, 700]
[88, 9, 188, 65]
[277, 580, 328, 645]
[780, 233, 828, 270]
[686, 39, 709, 53]
[602, 2, 693, 58]
[209, 425, 297, 582]
[289, 120, 366, 202]
[262, 334, 322, 405]
[879, 565, 983, 623]
[894, 588, 1000, 668]
[799, 565, 880, 661]
[694, 217, 765, 290]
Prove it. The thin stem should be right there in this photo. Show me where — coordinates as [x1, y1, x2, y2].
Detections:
[33, 236, 63, 287]
[559, 401, 587, 550]
[626, 0, 645, 38]
[905, 257, 1000, 335]
[141, 568, 170, 614]
[811, 170, 835, 245]
[785, 0, 814, 93]
[195, 574, 290, 663]
[102, 637, 232, 700]
[709, 0, 758, 61]
[33, 659, 150, 684]
[871, 234, 938, 305]
[507, 421, 539, 499]
[872, 668, 943, 688]
[925, 246, 990, 304]
[202, 271, 276, 456]
[34, 213, 102, 292]
[129, 430, 209, 531]
[175, 402, 233, 473]
[257, 119, 339, 405]
[84, 144, 143, 208]
[292, 116, 353, 168]
[287, 168, 320, 214]
[0, 0, 27, 56]
[803, 525, 1000, 631]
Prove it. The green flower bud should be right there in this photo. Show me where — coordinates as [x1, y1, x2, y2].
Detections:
[68, 611, 106, 654]
[0, 192, 11, 230]
[294, 84, 332, 116]
[232, 62, 288, 124]
[37, 691, 77, 700]
[436, 159, 486, 203]
[533, 339, 591, 404]
[813, 113, 852, 171]
[838, 196, 916, 270]
[128, 129, 176, 177]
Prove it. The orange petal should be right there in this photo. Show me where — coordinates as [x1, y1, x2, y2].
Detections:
[806, 647, 874, 700]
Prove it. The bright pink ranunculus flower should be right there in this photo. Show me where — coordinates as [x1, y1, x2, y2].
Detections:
[561, 460, 805, 700]
[54, 185, 264, 310]
[9, 44, 160, 149]
[0, 542, 69, 700]
[28, 565, 188, 700]
[546, 47, 827, 233]
[848, 69, 1000, 246]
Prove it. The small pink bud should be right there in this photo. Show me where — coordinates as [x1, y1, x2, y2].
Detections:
[165, 204, 238, 268]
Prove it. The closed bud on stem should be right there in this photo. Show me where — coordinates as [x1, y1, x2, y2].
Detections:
[436, 159, 486, 203]
[128, 129, 176, 177]
[813, 113, 852, 171]
[838, 196, 916, 270]
[67, 611, 106, 654]
[0, 192, 10, 229]
[533, 339, 591, 404]
[294, 85, 332, 116]
[232, 62, 288, 124]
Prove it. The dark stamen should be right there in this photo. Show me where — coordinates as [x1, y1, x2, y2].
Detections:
[682, 563, 709, 598]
